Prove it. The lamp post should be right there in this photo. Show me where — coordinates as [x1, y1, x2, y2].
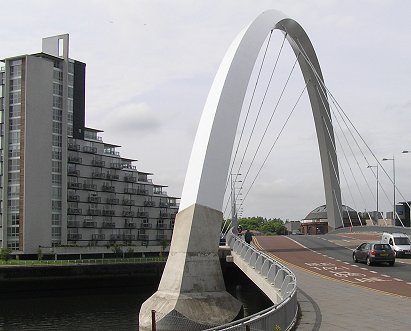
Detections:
[382, 156, 395, 223]
[230, 174, 242, 234]
[367, 164, 379, 219]
[402, 151, 411, 226]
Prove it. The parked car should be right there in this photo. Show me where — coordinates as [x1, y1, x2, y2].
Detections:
[381, 232, 411, 258]
[353, 242, 395, 266]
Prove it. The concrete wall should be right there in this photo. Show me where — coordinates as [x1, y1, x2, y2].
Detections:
[23, 56, 53, 252]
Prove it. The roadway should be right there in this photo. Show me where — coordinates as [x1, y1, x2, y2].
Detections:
[253, 232, 411, 330]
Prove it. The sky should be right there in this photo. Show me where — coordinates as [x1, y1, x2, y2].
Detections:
[2, 0, 411, 221]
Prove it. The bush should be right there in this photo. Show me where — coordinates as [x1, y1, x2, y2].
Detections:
[0, 248, 12, 262]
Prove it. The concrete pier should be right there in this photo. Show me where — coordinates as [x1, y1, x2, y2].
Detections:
[139, 204, 242, 330]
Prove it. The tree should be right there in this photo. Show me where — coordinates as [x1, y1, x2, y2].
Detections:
[0, 248, 12, 262]
[160, 240, 169, 257]
[111, 244, 123, 258]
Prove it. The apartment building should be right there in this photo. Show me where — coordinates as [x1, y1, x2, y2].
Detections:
[0, 34, 178, 256]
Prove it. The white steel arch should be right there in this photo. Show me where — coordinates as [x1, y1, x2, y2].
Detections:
[180, 9, 342, 229]
[139, 10, 342, 331]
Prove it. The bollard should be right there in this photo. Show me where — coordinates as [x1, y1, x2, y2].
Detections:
[151, 310, 156, 331]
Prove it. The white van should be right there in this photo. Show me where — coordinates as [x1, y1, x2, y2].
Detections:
[381, 232, 411, 257]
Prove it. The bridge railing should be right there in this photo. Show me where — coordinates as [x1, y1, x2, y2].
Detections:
[206, 231, 298, 331]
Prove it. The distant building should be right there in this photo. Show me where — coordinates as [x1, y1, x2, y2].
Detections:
[301, 204, 362, 234]
[0, 35, 179, 256]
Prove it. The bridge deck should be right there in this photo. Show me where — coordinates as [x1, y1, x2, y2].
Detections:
[253, 235, 411, 330]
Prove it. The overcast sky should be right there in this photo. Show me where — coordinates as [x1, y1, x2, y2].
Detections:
[2, 0, 411, 220]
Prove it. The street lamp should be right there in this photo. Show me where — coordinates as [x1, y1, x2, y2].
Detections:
[367, 164, 379, 219]
[230, 173, 242, 234]
[382, 156, 395, 223]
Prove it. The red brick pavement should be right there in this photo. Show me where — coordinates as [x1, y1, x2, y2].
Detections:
[253, 235, 411, 298]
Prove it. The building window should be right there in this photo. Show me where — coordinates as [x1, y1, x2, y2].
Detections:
[52, 122, 62, 134]
[9, 92, 21, 104]
[9, 105, 21, 118]
[52, 160, 62, 173]
[9, 118, 20, 131]
[53, 70, 63, 82]
[52, 134, 62, 147]
[9, 78, 21, 91]
[7, 226, 19, 237]
[10, 64, 21, 77]
[52, 214, 61, 226]
[53, 83, 63, 96]
[52, 200, 62, 211]
[53, 96, 63, 109]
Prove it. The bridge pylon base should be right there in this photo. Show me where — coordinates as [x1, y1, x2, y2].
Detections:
[139, 203, 242, 330]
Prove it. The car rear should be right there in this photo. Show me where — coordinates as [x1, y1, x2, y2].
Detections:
[370, 243, 395, 265]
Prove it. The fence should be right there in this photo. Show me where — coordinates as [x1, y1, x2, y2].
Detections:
[204, 231, 298, 331]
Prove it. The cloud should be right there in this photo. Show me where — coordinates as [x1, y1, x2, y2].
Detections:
[100, 102, 162, 134]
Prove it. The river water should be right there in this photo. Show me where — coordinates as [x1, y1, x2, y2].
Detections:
[0, 277, 269, 330]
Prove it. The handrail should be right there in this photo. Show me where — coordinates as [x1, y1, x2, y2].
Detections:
[206, 229, 298, 331]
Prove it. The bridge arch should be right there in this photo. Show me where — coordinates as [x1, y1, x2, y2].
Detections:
[139, 10, 342, 330]
[180, 9, 342, 229]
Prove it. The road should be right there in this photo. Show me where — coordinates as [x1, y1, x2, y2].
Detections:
[252, 233, 411, 330]
[290, 233, 411, 283]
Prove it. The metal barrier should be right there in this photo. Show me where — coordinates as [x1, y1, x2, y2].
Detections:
[206, 231, 298, 331]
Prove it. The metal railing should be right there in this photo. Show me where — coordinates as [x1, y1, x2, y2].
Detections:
[205, 230, 298, 331]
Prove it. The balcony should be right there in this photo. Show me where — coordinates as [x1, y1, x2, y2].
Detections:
[123, 234, 135, 241]
[159, 202, 169, 208]
[102, 221, 116, 228]
[92, 159, 105, 167]
[122, 199, 135, 206]
[68, 208, 82, 215]
[68, 194, 80, 202]
[124, 222, 137, 228]
[144, 201, 156, 207]
[68, 169, 80, 176]
[67, 220, 80, 227]
[137, 211, 149, 218]
[82, 146, 97, 154]
[157, 234, 167, 241]
[124, 188, 137, 194]
[88, 208, 101, 216]
[106, 198, 119, 204]
[109, 163, 122, 169]
[92, 234, 105, 240]
[110, 234, 122, 241]
[102, 185, 115, 192]
[157, 223, 168, 229]
[102, 209, 115, 216]
[106, 173, 119, 180]
[68, 233, 82, 240]
[83, 183, 97, 191]
[92, 172, 105, 179]
[68, 156, 82, 164]
[83, 221, 97, 228]
[122, 210, 134, 217]
[68, 182, 82, 189]
[141, 222, 152, 229]
[138, 234, 149, 241]
[88, 196, 101, 203]
[124, 175, 136, 183]
[137, 176, 149, 182]
[68, 143, 80, 151]
[159, 212, 170, 218]
[137, 188, 148, 195]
